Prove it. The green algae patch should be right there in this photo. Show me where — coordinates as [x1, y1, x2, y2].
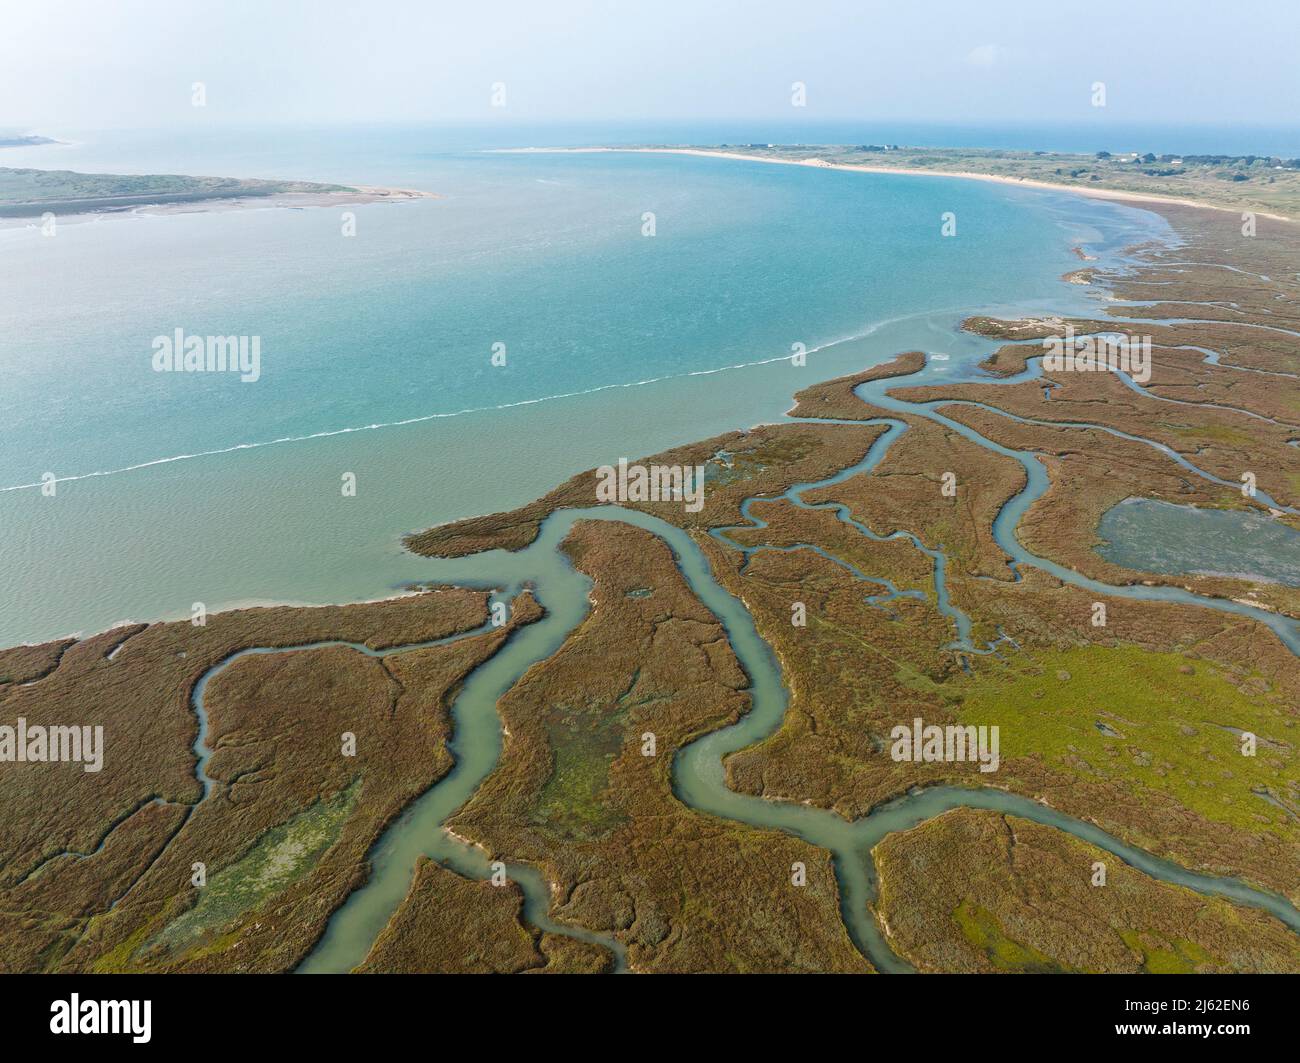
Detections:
[145, 780, 360, 959]
[706, 435, 818, 487]
[1166, 422, 1257, 448]
[90, 919, 163, 974]
[953, 901, 1223, 974]
[534, 704, 631, 841]
[875, 809, 1300, 973]
[954, 645, 1295, 834]
[953, 900, 1068, 973]
[1119, 929, 1217, 973]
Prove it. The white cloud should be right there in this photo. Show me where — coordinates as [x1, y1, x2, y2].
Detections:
[966, 44, 1001, 69]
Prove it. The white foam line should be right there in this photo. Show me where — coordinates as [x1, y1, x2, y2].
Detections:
[2, 324, 911, 494]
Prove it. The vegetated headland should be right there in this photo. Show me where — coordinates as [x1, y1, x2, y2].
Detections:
[0, 165, 436, 219]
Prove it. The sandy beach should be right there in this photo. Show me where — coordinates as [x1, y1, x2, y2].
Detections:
[132, 184, 439, 217]
[507, 146, 1293, 221]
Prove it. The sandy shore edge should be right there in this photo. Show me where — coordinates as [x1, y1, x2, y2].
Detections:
[137, 184, 440, 217]
[501, 147, 1293, 222]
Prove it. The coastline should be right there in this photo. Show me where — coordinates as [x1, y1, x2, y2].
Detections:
[0, 183, 439, 223]
[503, 146, 1295, 222]
[24, 585, 453, 649]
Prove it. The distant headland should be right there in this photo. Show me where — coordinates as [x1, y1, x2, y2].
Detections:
[0, 133, 60, 148]
[0, 164, 438, 219]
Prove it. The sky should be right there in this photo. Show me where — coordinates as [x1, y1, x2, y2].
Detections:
[2, 0, 1297, 131]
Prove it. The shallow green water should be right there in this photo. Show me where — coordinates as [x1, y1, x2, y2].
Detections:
[1098, 498, 1300, 587]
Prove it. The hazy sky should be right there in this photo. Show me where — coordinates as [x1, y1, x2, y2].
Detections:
[3, 0, 1297, 130]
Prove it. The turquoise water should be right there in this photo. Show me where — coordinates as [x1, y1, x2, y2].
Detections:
[0, 128, 1167, 645]
[1099, 497, 1300, 586]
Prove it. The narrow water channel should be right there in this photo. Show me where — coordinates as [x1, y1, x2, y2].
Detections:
[145, 303, 1296, 973]
[268, 347, 1300, 970]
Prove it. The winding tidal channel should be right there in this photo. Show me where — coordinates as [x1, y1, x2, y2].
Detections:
[172, 323, 1300, 973]
[166, 350, 1296, 972]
